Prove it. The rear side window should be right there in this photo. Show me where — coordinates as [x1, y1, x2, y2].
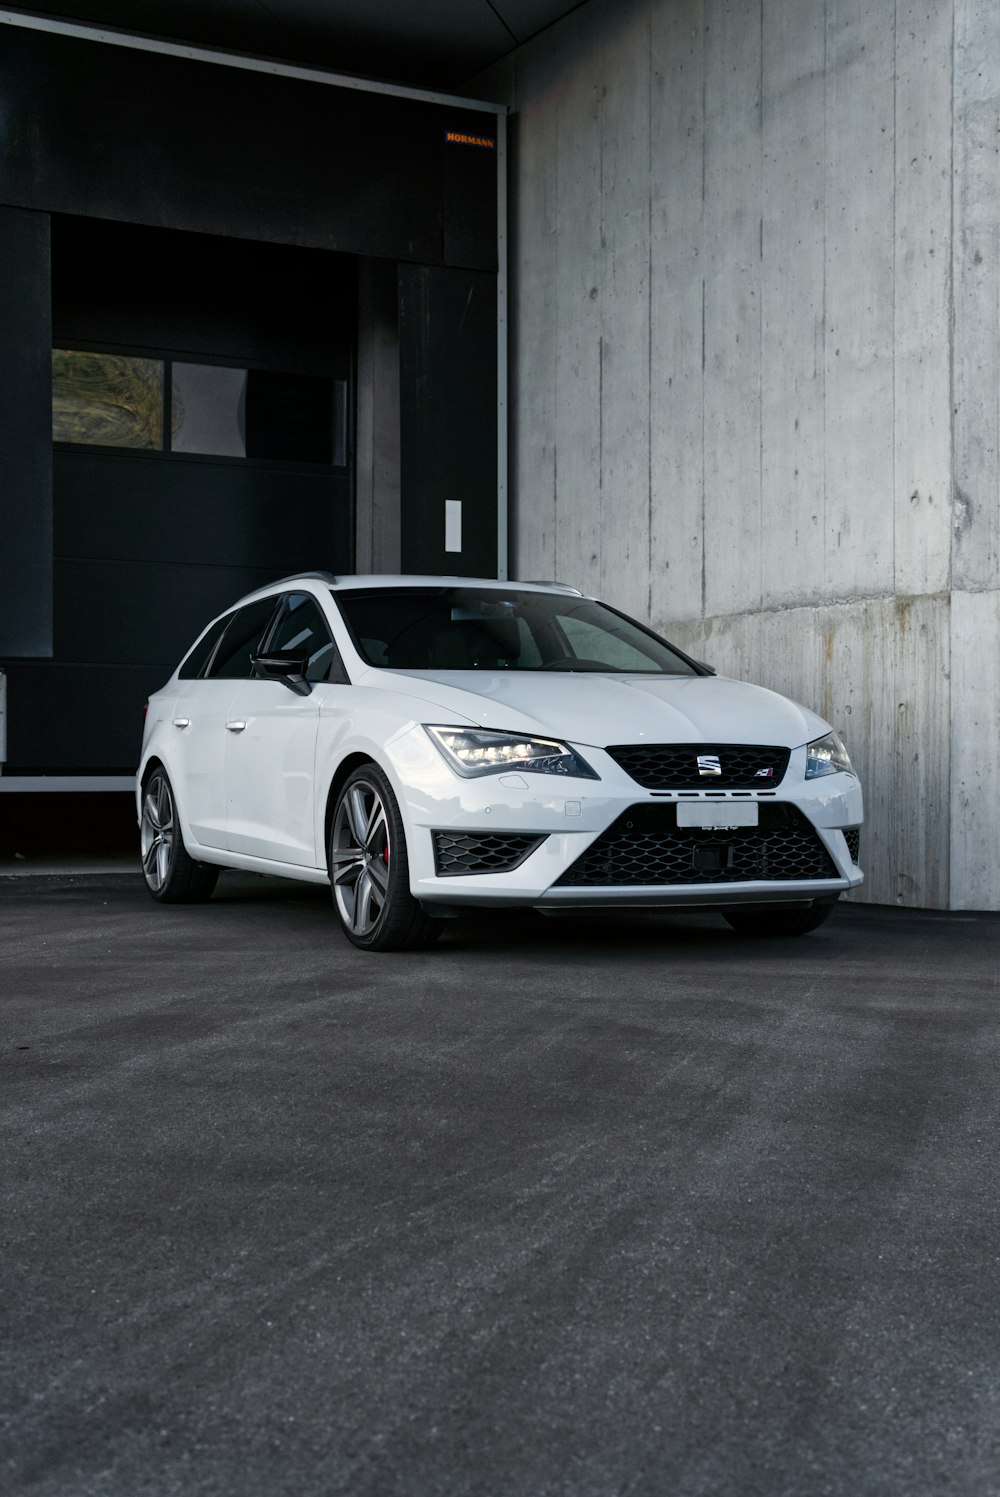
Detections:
[266, 593, 338, 683]
[208, 596, 280, 680]
[178, 613, 230, 679]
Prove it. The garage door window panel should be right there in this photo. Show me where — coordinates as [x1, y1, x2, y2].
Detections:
[54, 350, 348, 471]
[52, 349, 164, 449]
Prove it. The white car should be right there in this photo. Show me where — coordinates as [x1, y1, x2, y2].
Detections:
[137, 572, 863, 950]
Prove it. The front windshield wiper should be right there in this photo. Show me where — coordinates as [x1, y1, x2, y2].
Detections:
[534, 657, 614, 672]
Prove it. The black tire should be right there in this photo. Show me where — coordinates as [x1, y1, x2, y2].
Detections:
[329, 763, 441, 952]
[722, 901, 837, 937]
[140, 767, 220, 904]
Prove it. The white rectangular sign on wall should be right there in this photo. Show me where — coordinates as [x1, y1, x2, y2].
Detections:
[445, 499, 462, 553]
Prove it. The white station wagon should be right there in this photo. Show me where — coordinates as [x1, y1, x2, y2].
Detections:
[137, 572, 864, 950]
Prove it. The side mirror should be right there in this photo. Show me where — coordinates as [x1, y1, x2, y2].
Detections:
[252, 652, 312, 697]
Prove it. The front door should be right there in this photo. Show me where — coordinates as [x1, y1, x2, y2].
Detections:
[224, 592, 335, 867]
[223, 679, 321, 866]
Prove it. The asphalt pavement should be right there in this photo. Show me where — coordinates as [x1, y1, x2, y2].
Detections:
[2, 872, 999, 1497]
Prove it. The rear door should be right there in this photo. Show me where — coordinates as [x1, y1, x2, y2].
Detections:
[173, 595, 280, 850]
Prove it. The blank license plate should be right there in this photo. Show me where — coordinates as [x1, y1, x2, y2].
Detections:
[676, 802, 759, 829]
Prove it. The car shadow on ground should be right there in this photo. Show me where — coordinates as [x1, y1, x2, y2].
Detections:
[15, 867, 981, 969]
[193, 869, 878, 962]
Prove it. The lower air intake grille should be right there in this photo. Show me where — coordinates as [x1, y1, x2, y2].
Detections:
[433, 831, 546, 877]
[844, 828, 861, 863]
[556, 804, 837, 887]
[607, 742, 791, 789]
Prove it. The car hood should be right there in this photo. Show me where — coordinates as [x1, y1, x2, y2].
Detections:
[360, 669, 831, 749]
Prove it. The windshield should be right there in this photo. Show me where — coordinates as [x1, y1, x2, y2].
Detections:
[333, 587, 700, 675]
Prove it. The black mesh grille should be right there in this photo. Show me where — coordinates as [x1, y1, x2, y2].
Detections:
[556, 804, 837, 887]
[433, 831, 546, 877]
[844, 828, 861, 863]
[607, 743, 791, 789]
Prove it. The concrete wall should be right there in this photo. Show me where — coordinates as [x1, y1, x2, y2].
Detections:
[473, 0, 1000, 909]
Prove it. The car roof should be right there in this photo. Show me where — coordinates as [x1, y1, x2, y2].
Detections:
[230, 573, 586, 608]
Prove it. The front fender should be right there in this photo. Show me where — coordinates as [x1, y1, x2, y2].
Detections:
[312, 688, 475, 873]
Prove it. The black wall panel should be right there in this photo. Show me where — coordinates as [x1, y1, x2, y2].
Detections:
[2, 210, 358, 775]
[4, 663, 202, 773]
[29, 447, 351, 771]
[54, 453, 351, 574]
[0, 28, 497, 271]
[0, 208, 53, 657]
[4, 556, 285, 771]
[53, 557, 282, 671]
[52, 219, 355, 376]
[399, 264, 497, 577]
[0, 28, 502, 783]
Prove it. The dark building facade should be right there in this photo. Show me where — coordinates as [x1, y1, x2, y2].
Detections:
[0, 18, 503, 795]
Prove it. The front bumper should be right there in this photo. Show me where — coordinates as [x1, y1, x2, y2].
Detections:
[386, 731, 864, 912]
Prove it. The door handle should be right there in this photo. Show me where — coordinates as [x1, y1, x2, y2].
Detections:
[226, 721, 247, 733]
[172, 717, 190, 728]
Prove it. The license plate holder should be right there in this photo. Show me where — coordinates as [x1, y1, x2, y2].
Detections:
[691, 842, 735, 873]
[677, 802, 759, 829]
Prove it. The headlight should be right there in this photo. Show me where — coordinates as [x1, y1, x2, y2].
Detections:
[805, 731, 854, 779]
[426, 726, 599, 779]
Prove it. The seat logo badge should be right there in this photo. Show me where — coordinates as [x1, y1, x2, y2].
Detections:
[754, 767, 775, 779]
[697, 754, 722, 777]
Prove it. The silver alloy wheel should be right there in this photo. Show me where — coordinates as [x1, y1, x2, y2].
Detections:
[141, 772, 175, 893]
[331, 778, 392, 937]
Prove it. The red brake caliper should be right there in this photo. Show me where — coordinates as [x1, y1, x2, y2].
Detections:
[383, 842, 390, 865]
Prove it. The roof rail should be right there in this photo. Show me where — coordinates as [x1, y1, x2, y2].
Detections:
[521, 579, 584, 596]
[268, 570, 340, 587]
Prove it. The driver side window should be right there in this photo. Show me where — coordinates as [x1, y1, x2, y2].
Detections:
[267, 593, 337, 682]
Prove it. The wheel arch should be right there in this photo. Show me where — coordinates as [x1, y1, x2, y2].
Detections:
[137, 754, 199, 858]
[136, 754, 166, 823]
[139, 754, 165, 790]
[323, 752, 380, 870]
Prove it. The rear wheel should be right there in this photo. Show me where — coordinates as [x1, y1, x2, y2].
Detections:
[140, 768, 219, 904]
[722, 901, 836, 937]
[329, 764, 440, 952]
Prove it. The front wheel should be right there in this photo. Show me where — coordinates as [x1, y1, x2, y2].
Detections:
[329, 764, 440, 952]
[722, 901, 836, 937]
[140, 768, 219, 904]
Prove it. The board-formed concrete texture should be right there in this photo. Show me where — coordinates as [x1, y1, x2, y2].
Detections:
[475, 0, 999, 909]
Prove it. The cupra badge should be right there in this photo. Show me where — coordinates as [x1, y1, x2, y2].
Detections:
[697, 754, 722, 776]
